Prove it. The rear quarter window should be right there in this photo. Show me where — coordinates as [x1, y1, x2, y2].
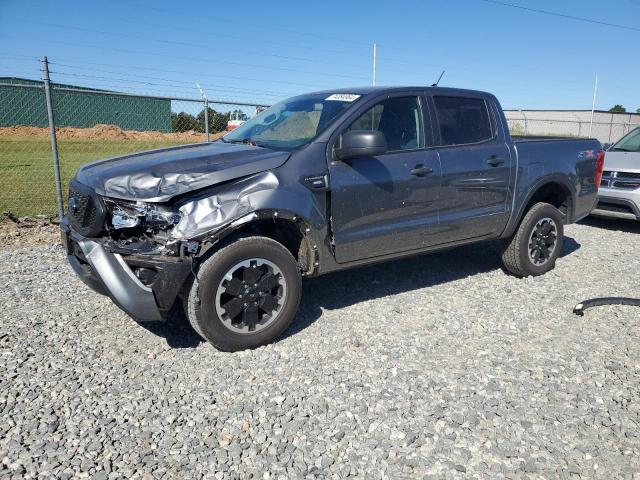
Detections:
[433, 96, 493, 146]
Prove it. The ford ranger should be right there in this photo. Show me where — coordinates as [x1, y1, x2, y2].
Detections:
[61, 87, 605, 351]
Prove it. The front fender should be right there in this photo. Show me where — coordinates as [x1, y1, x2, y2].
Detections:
[171, 171, 326, 242]
[169, 171, 330, 275]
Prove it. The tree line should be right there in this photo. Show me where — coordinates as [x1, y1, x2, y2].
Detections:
[609, 105, 640, 114]
[171, 108, 248, 133]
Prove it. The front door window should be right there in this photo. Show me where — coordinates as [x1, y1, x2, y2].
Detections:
[346, 96, 424, 152]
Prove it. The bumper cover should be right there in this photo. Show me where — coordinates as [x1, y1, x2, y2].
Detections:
[592, 187, 640, 220]
[62, 220, 191, 321]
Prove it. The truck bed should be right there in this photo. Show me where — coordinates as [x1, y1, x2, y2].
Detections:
[511, 135, 602, 225]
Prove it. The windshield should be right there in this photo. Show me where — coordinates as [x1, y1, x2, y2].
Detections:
[612, 128, 640, 153]
[222, 93, 362, 149]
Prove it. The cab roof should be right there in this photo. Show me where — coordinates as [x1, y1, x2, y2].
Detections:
[307, 86, 494, 98]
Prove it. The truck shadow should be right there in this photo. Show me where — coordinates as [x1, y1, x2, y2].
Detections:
[580, 216, 640, 234]
[137, 236, 580, 349]
[135, 305, 205, 349]
[283, 236, 581, 340]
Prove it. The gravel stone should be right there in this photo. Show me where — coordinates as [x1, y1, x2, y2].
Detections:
[1, 218, 640, 478]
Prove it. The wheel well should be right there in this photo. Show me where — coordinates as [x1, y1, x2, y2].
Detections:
[216, 218, 316, 275]
[524, 182, 572, 219]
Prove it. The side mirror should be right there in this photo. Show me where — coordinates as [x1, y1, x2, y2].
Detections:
[335, 130, 388, 160]
[602, 143, 612, 151]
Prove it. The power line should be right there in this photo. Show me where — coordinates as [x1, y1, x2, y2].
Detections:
[52, 63, 292, 97]
[18, 0, 375, 62]
[50, 71, 286, 99]
[16, 18, 453, 81]
[0, 53, 40, 61]
[0, 52, 619, 102]
[479, 0, 640, 33]
[3, 35, 373, 83]
[0, 68, 279, 104]
[56, 82, 272, 105]
[13, 9, 467, 72]
[34, 56, 333, 90]
[117, 0, 372, 46]
[4, 23, 599, 87]
[18, 20, 370, 71]
[8, 3, 617, 84]
[18, 0, 567, 76]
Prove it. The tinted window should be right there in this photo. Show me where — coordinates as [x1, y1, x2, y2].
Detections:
[433, 96, 493, 146]
[346, 97, 424, 151]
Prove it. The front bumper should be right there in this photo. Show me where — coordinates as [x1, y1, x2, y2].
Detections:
[61, 219, 191, 321]
[591, 186, 640, 221]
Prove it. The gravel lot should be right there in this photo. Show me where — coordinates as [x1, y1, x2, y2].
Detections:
[1, 218, 639, 479]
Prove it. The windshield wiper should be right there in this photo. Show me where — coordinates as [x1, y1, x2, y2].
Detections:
[220, 137, 274, 148]
[225, 138, 258, 146]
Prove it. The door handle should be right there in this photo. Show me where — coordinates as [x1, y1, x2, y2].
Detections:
[410, 164, 434, 177]
[486, 156, 505, 167]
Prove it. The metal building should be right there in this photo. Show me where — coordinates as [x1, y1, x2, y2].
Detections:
[0, 77, 171, 132]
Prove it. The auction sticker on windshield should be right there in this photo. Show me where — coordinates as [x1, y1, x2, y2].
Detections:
[325, 94, 360, 102]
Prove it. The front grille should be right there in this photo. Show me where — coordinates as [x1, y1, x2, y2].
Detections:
[69, 189, 94, 225]
[618, 172, 640, 180]
[602, 171, 640, 179]
[68, 181, 106, 237]
[612, 180, 640, 190]
[596, 202, 634, 215]
[601, 171, 640, 190]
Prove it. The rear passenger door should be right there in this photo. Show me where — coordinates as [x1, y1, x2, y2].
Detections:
[428, 94, 512, 243]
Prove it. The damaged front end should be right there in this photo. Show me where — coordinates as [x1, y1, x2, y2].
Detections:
[63, 171, 284, 322]
[103, 198, 183, 256]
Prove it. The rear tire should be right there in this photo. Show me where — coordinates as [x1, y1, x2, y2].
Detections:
[187, 236, 302, 351]
[501, 202, 564, 277]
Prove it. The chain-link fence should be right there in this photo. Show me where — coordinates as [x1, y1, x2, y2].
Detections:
[0, 59, 268, 218]
[505, 111, 640, 143]
[2, 58, 639, 219]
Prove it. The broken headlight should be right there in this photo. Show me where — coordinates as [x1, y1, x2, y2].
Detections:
[106, 199, 181, 230]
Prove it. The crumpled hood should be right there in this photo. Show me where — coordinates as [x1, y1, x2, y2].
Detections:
[74, 142, 290, 202]
[603, 151, 640, 173]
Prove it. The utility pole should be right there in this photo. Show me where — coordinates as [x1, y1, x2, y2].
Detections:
[589, 75, 598, 138]
[372, 43, 377, 86]
[42, 56, 64, 221]
[196, 83, 209, 142]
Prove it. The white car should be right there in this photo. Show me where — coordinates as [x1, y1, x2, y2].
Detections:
[591, 127, 640, 221]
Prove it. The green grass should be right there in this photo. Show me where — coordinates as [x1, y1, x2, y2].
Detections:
[0, 136, 197, 217]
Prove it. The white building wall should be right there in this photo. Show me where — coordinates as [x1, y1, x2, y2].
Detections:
[503, 110, 640, 144]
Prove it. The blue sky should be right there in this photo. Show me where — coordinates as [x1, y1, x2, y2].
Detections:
[0, 0, 638, 112]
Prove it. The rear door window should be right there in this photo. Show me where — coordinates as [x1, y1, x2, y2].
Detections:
[433, 96, 493, 146]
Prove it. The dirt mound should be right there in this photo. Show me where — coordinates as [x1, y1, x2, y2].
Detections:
[0, 125, 51, 138]
[0, 125, 227, 142]
[57, 124, 130, 140]
[0, 214, 60, 248]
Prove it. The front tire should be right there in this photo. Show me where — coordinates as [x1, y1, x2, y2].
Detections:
[501, 202, 564, 277]
[187, 236, 302, 351]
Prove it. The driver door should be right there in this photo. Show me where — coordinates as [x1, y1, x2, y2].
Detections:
[328, 95, 442, 263]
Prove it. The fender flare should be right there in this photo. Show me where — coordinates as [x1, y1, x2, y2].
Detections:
[195, 209, 322, 276]
[502, 174, 576, 238]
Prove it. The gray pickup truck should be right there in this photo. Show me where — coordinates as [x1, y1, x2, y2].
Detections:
[62, 87, 604, 351]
